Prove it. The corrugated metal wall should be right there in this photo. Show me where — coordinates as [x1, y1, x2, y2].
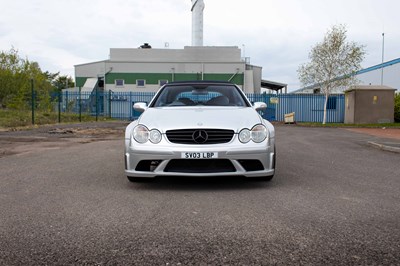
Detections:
[276, 94, 345, 123]
[246, 93, 345, 123]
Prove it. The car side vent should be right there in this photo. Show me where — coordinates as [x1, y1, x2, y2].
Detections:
[238, 160, 264, 171]
[166, 129, 234, 144]
[135, 160, 162, 172]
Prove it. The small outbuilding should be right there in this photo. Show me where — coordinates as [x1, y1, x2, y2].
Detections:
[344, 85, 396, 124]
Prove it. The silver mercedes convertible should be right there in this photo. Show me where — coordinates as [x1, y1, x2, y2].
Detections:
[124, 81, 276, 182]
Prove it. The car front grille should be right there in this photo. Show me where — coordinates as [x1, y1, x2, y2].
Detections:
[164, 159, 236, 173]
[166, 129, 234, 144]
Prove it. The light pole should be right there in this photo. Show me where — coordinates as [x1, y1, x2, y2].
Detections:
[381, 32, 385, 85]
[31, 78, 35, 124]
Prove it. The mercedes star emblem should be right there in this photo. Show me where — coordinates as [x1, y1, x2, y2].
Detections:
[192, 130, 208, 144]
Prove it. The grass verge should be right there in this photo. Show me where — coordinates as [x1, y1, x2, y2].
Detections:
[0, 109, 116, 129]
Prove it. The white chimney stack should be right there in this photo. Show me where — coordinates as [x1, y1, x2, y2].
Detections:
[191, 0, 205, 46]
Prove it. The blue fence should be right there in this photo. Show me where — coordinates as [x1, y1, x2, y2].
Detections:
[246, 93, 344, 123]
[272, 94, 345, 123]
[59, 91, 345, 123]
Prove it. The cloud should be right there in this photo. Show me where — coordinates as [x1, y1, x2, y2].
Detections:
[1, 0, 400, 90]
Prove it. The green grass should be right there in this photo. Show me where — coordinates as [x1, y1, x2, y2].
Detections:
[0, 109, 116, 129]
[296, 122, 400, 128]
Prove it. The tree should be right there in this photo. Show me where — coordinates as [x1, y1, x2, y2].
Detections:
[44, 71, 75, 90]
[298, 24, 366, 124]
[395, 92, 400, 122]
[0, 48, 54, 110]
[0, 47, 24, 107]
[0, 47, 77, 110]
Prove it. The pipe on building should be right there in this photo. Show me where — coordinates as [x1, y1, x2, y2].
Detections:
[228, 68, 240, 82]
[191, 0, 205, 46]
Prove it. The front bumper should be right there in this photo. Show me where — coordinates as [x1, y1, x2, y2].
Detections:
[125, 138, 275, 178]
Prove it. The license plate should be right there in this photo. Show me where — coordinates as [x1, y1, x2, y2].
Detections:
[181, 152, 218, 159]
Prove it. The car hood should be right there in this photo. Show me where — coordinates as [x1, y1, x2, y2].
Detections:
[137, 107, 262, 133]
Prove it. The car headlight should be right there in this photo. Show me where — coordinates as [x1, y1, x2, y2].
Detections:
[149, 129, 162, 144]
[239, 129, 251, 143]
[251, 124, 268, 143]
[132, 125, 162, 144]
[133, 125, 149, 143]
[239, 124, 268, 143]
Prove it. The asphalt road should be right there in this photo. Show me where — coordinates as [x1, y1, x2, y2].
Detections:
[0, 125, 399, 265]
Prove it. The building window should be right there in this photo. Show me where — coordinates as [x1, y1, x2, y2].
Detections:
[115, 79, 124, 87]
[159, 80, 168, 86]
[136, 79, 146, 87]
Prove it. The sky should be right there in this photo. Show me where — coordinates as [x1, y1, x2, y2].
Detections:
[1, 0, 399, 91]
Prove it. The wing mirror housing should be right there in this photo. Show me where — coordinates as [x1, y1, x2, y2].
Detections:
[133, 102, 147, 113]
[253, 102, 267, 111]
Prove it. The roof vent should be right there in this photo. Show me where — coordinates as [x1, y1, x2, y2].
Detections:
[139, 43, 152, 49]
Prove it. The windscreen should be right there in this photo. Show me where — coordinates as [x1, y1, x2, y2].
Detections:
[150, 84, 250, 107]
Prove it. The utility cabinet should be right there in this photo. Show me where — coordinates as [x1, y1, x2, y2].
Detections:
[344, 85, 396, 124]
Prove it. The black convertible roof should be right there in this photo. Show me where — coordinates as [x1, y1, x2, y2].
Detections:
[166, 80, 235, 85]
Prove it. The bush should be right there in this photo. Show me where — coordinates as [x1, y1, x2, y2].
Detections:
[395, 92, 400, 122]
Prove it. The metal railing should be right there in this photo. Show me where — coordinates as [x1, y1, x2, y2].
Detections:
[30, 90, 346, 123]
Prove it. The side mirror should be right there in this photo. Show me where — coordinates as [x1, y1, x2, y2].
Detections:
[133, 102, 147, 113]
[253, 102, 267, 111]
